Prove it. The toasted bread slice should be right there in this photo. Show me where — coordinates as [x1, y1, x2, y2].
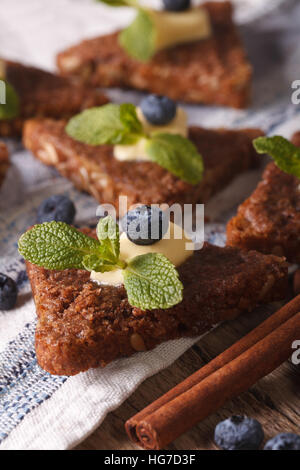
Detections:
[0, 142, 9, 186]
[23, 118, 262, 216]
[227, 132, 300, 263]
[57, 2, 252, 109]
[0, 60, 108, 137]
[26, 231, 288, 376]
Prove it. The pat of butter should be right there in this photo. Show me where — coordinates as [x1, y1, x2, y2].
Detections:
[91, 222, 194, 287]
[113, 137, 150, 162]
[149, 7, 211, 52]
[114, 107, 187, 162]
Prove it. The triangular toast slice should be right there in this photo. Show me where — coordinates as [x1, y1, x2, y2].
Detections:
[0, 142, 9, 187]
[26, 234, 287, 376]
[57, 2, 252, 109]
[0, 60, 108, 137]
[227, 132, 300, 264]
[23, 118, 262, 216]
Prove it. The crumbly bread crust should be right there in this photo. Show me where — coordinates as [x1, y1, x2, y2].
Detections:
[227, 132, 300, 263]
[0, 142, 9, 186]
[0, 60, 108, 137]
[26, 230, 288, 376]
[57, 2, 252, 108]
[23, 118, 262, 216]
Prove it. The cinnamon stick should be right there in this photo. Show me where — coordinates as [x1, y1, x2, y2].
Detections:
[293, 270, 300, 296]
[126, 295, 300, 449]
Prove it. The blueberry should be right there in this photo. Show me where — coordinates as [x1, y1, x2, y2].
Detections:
[264, 433, 300, 450]
[16, 270, 28, 287]
[163, 0, 191, 12]
[0, 273, 17, 310]
[121, 205, 169, 246]
[140, 95, 177, 126]
[37, 195, 76, 224]
[214, 415, 264, 450]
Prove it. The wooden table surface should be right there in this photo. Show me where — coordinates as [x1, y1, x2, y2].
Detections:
[76, 302, 300, 450]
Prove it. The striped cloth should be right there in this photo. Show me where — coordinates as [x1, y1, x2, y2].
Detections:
[0, 0, 299, 450]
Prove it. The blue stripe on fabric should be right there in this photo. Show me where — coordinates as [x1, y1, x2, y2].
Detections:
[0, 322, 67, 443]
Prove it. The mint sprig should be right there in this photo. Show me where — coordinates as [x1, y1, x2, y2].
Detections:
[66, 104, 204, 185]
[96, 214, 120, 262]
[82, 254, 119, 273]
[253, 136, 300, 179]
[123, 253, 183, 310]
[96, 0, 155, 61]
[0, 80, 20, 120]
[120, 103, 144, 138]
[18, 217, 183, 310]
[96, 0, 138, 7]
[18, 222, 102, 270]
[120, 9, 155, 62]
[66, 103, 145, 146]
[146, 133, 204, 184]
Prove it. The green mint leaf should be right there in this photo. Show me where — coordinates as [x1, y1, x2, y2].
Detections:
[254, 136, 300, 179]
[66, 103, 144, 146]
[0, 80, 20, 120]
[96, 215, 120, 262]
[146, 133, 204, 185]
[18, 222, 103, 270]
[123, 253, 183, 310]
[82, 254, 117, 273]
[96, 0, 138, 6]
[119, 9, 156, 62]
[120, 103, 143, 136]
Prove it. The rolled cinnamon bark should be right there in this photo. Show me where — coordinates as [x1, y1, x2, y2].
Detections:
[126, 296, 300, 449]
[294, 270, 300, 296]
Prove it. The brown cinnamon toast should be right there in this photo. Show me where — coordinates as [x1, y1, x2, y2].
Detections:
[0, 142, 9, 186]
[0, 60, 108, 137]
[57, 2, 252, 109]
[23, 118, 262, 216]
[26, 230, 288, 376]
[227, 132, 300, 263]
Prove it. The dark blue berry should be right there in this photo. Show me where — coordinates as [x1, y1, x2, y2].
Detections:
[0, 273, 17, 310]
[163, 0, 191, 12]
[214, 415, 264, 450]
[264, 433, 300, 450]
[16, 270, 28, 287]
[140, 95, 177, 126]
[37, 195, 76, 224]
[121, 205, 169, 246]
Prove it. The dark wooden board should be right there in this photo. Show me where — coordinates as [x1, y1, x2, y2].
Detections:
[76, 303, 300, 450]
